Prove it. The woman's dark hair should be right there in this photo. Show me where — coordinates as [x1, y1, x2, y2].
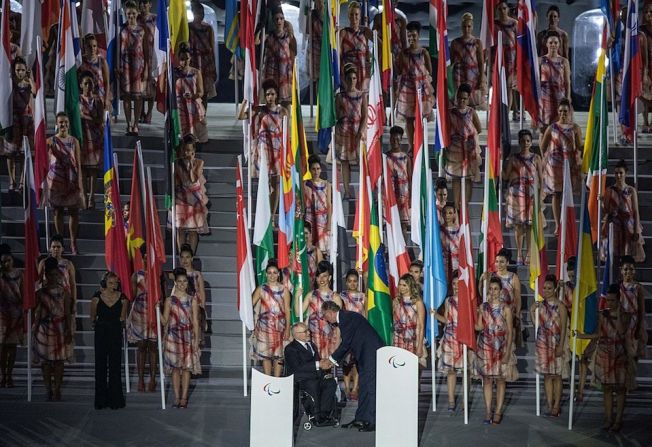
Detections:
[343, 62, 357, 77]
[409, 260, 423, 270]
[51, 234, 64, 246]
[544, 274, 558, 288]
[546, 30, 560, 41]
[265, 259, 279, 271]
[435, 177, 448, 191]
[566, 256, 576, 272]
[262, 78, 278, 93]
[12, 56, 26, 68]
[620, 255, 635, 266]
[547, 5, 560, 15]
[124, 1, 138, 10]
[457, 83, 472, 95]
[43, 256, 59, 274]
[406, 21, 421, 32]
[303, 220, 312, 232]
[178, 42, 191, 56]
[308, 154, 321, 167]
[496, 248, 511, 263]
[179, 243, 194, 257]
[559, 98, 571, 108]
[518, 129, 533, 140]
[173, 267, 188, 280]
[0, 243, 11, 257]
[182, 134, 197, 146]
[389, 125, 404, 137]
[316, 260, 333, 277]
[489, 276, 503, 288]
[345, 269, 359, 282]
[607, 283, 620, 297]
[615, 159, 628, 171]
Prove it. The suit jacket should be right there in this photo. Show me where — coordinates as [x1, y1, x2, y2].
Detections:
[284, 340, 322, 382]
[331, 310, 385, 371]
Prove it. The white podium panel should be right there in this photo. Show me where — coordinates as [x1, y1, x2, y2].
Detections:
[376, 346, 418, 447]
[250, 369, 294, 447]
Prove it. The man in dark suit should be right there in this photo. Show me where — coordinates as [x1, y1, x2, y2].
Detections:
[321, 301, 384, 432]
[284, 322, 337, 426]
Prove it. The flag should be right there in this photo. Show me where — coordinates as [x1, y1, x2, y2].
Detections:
[367, 37, 383, 188]
[23, 138, 40, 311]
[423, 180, 447, 342]
[127, 146, 145, 273]
[619, 0, 641, 137]
[529, 177, 548, 301]
[240, 0, 257, 103]
[163, 40, 181, 210]
[253, 147, 274, 285]
[81, 0, 107, 53]
[367, 198, 393, 346]
[570, 200, 598, 356]
[558, 159, 578, 281]
[107, 0, 122, 116]
[145, 168, 166, 331]
[169, 0, 189, 54]
[477, 154, 503, 275]
[56, 0, 83, 141]
[153, 0, 169, 78]
[19, 0, 42, 67]
[277, 130, 292, 270]
[584, 26, 608, 242]
[410, 94, 426, 249]
[480, 0, 498, 50]
[225, 0, 240, 53]
[289, 63, 310, 181]
[0, 0, 13, 130]
[330, 157, 348, 265]
[433, 0, 451, 150]
[487, 31, 510, 178]
[353, 144, 371, 271]
[103, 116, 132, 299]
[598, 230, 611, 310]
[516, 0, 541, 125]
[380, 0, 394, 90]
[315, 1, 336, 151]
[383, 156, 411, 294]
[237, 157, 255, 330]
[456, 196, 477, 350]
[33, 40, 48, 205]
[41, 0, 60, 41]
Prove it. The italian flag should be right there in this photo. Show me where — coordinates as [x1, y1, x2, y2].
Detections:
[253, 146, 274, 286]
[56, 0, 82, 141]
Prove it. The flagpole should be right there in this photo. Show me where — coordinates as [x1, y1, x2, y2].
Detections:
[171, 159, 177, 269]
[235, 52, 239, 114]
[596, 83, 606, 280]
[246, 103, 253, 228]
[463, 344, 468, 424]
[519, 95, 523, 130]
[535, 285, 540, 416]
[609, 55, 617, 145]
[633, 100, 638, 189]
[45, 206, 50, 249]
[357, 140, 363, 286]
[27, 309, 32, 402]
[331, 128, 338, 291]
[608, 223, 614, 283]
[123, 328, 130, 393]
[309, 3, 314, 118]
[482, 155, 489, 303]
[237, 155, 249, 397]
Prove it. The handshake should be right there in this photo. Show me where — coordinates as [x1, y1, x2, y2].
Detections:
[319, 359, 334, 370]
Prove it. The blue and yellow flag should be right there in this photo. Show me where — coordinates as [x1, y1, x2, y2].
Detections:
[169, 0, 189, 54]
[367, 198, 392, 346]
[224, 0, 239, 53]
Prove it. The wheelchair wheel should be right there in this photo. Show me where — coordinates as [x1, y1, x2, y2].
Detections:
[303, 421, 312, 431]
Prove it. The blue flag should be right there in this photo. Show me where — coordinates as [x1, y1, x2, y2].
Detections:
[424, 181, 447, 343]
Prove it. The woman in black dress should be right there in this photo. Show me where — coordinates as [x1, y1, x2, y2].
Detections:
[91, 271, 127, 409]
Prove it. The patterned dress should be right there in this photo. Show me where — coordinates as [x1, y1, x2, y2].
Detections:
[335, 91, 365, 162]
[492, 271, 517, 311]
[451, 37, 486, 108]
[444, 107, 481, 181]
[307, 289, 337, 359]
[396, 48, 435, 120]
[126, 271, 157, 343]
[45, 135, 84, 208]
[543, 123, 579, 195]
[620, 281, 648, 358]
[139, 12, 157, 99]
[475, 301, 518, 381]
[594, 310, 635, 390]
[340, 27, 370, 91]
[393, 297, 420, 354]
[0, 270, 23, 345]
[263, 30, 294, 103]
[33, 287, 73, 364]
[163, 294, 202, 374]
[341, 291, 365, 315]
[304, 180, 330, 253]
[79, 95, 104, 169]
[535, 300, 569, 377]
[441, 224, 460, 285]
[80, 56, 107, 99]
[602, 185, 645, 263]
[387, 151, 410, 222]
[494, 20, 517, 87]
[174, 159, 209, 234]
[641, 25, 652, 101]
[254, 285, 287, 360]
[310, 10, 323, 82]
[119, 24, 146, 98]
[505, 153, 538, 228]
[189, 21, 218, 98]
[175, 67, 207, 141]
[2, 81, 33, 156]
[306, 247, 318, 286]
[253, 106, 283, 177]
[539, 56, 567, 128]
[438, 295, 464, 373]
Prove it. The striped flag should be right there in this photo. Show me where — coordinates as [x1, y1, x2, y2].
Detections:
[619, 0, 641, 137]
[558, 159, 578, 281]
[583, 26, 608, 243]
[278, 121, 292, 270]
[224, 0, 240, 53]
[23, 138, 40, 311]
[330, 161, 348, 272]
[529, 176, 548, 301]
[236, 157, 255, 330]
[383, 155, 411, 294]
[33, 40, 48, 204]
[240, 0, 257, 103]
[457, 193, 477, 350]
[367, 37, 383, 188]
[253, 146, 274, 285]
[127, 145, 145, 273]
[487, 32, 510, 178]
[480, 0, 498, 50]
[516, 0, 541, 125]
[154, 0, 169, 79]
[434, 0, 451, 150]
[367, 198, 393, 346]
[0, 0, 13, 130]
[410, 94, 427, 249]
[19, 0, 41, 67]
[107, 0, 122, 116]
[316, 0, 337, 151]
[353, 144, 371, 271]
[56, 0, 83, 141]
[477, 151, 504, 274]
[380, 0, 394, 90]
[169, 0, 189, 54]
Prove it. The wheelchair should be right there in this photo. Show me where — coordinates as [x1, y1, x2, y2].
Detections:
[293, 375, 342, 431]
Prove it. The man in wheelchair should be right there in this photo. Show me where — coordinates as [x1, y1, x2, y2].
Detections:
[284, 323, 338, 428]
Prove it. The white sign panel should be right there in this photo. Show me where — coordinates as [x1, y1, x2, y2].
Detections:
[376, 346, 418, 447]
[250, 369, 294, 447]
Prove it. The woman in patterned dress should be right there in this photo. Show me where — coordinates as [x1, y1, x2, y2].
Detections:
[2, 57, 34, 192]
[127, 254, 158, 393]
[263, 7, 296, 104]
[504, 130, 543, 265]
[45, 113, 84, 254]
[440, 203, 460, 287]
[253, 261, 291, 377]
[436, 178, 449, 225]
[575, 284, 636, 432]
[339, 2, 372, 92]
[300, 262, 343, 361]
[494, 1, 518, 119]
[175, 45, 208, 143]
[33, 257, 74, 401]
[393, 274, 426, 367]
[541, 99, 582, 236]
[602, 161, 645, 264]
[179, 244, 208, 336]
[396, 21, 435, 151]
[619, 257, 647, 360]
[340, 269, 366, 400]
[450, 13, 486, 109]
[475, 277, 517, 425]
[530, 275, 569, 417]
[189, 1, 217, 101]
[118, 1, 147, 136]
[80, 34, 110, 112]
[335, 64, 367, 197]
[137, 0, 157, 123]
[444, 84, 482, 210]
[303, 222, 323, 287]
[162, 268, 202, 408]
[304, 155, 332, 255]
[0, 249, 23, 388]
[535, 5, 570, 58]
[79, 72, 105, 210]
[538, 31, 571, 131]
[174, 136, 209, 255]
[387, 126, 411, 225]
[309, 0, 324, 85]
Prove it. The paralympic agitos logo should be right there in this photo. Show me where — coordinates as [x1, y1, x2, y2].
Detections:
[263, 383, 281, 396]
[388, 355, 406, 368]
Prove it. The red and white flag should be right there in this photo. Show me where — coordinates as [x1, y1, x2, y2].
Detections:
[366, 37, 383, 188]
[33, 38, 48, 204]
[236, 156, 255, 330]
[23, 138, 40, 311]
[457, 192, 477, 350]
[0, 0, 13, 130]
[480, 0, 498, 50]
[383, 155, 410, 294]
[557, 158, 578, 281]
[240, 0, 258, 104]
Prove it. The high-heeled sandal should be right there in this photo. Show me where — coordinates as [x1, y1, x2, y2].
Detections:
[179, 398, 188, 408]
